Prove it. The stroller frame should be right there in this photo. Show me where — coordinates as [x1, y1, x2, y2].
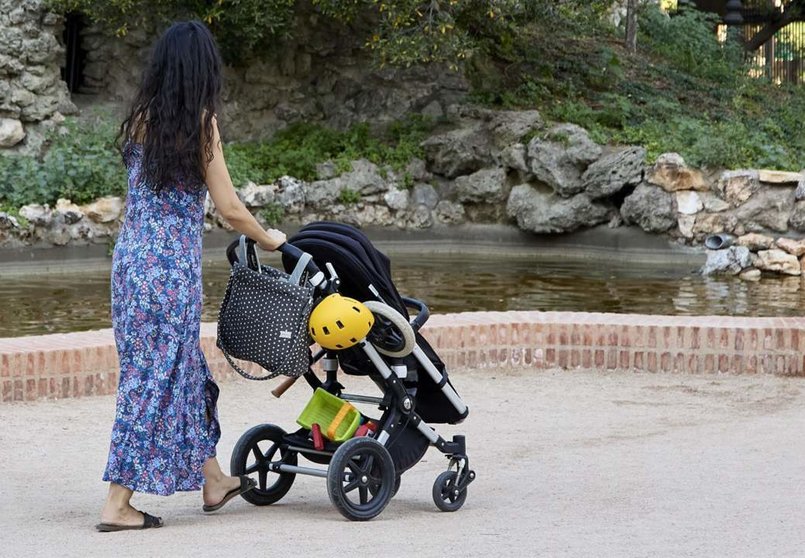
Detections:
[227, 234, 475, 521]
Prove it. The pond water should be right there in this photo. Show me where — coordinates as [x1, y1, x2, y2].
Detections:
[0, 251, 804, 338]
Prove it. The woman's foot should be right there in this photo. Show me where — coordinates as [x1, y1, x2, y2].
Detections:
[100, 502, 146, 528]
[202, 474, 244, 508]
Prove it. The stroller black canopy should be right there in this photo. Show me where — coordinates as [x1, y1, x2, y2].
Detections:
[283, 222, 465, 425]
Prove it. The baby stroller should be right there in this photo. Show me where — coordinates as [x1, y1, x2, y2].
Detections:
[224, 222, 475, 521]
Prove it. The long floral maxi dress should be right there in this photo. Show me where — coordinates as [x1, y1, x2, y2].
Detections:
[103, 143, 221, 495]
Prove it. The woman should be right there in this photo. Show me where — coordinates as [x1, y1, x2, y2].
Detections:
[97, 21, 286, 532]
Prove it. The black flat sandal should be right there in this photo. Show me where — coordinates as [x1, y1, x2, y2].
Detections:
[202, 475, 257, 513]
[96, 510, 164, 532]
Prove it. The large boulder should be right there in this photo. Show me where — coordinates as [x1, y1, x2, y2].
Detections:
[675, 191, 703, 215]
[421, 125, 493, 178]
[454, 167, 508, 203]
[434, 200, 465, 224]
[581, 146, 646, 199]
[0, 118, 25, 147]
[83, 196, 123, 223]
[485, 109, 543, 147]
[736, 233, 774, 251]
[18, 203, 51, 226]
[701, 246, 751, 275]
[276, 176, 306, 214]
[755, 249, 801, 276]
[344, 159, 388, 195]
[620, 183, 676, 233]
[646, 153, 708, 192]
[775, 237, 805, 257]
[507, 184, 610, 234]
[54, 198, 83, 224]
[383, 188, 409, 211]
[789, 202, 805, 232]
[411, 183, 439, 209]
[238, 181, 275, 207]
[717, 170, 760, 206]
[733, 187, 794, 233]
[527, 124, 601, 197]
[305, 178, 343, 209]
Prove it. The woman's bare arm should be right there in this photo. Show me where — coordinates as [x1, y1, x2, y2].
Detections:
[205, 117, 286, 251]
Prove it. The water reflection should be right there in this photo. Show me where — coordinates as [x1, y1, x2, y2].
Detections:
[0, 252, 803, 337]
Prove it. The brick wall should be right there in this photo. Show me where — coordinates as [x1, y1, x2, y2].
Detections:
[1, 311, 804, 402]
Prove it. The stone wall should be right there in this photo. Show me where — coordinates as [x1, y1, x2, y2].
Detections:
[3, 106, 805, 282]
[0, 0, 76, 150]
[78, 13, 467, 141]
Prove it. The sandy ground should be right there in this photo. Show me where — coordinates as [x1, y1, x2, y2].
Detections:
[1, 368, 804, 558]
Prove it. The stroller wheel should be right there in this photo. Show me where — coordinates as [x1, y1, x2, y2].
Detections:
[327, 437, 396, 521]
[230, 424, 297, 506]
[370, 475, 401, 499]
[363, 301, 416, 358]
[432, 470, 467, 512]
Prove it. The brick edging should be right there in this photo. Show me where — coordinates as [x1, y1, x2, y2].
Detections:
[1, 311, 804, 402]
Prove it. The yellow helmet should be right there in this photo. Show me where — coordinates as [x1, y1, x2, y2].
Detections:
[309, 294, 375, 350]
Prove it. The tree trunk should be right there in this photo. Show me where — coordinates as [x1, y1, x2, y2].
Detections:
[625, 0, 638, 52]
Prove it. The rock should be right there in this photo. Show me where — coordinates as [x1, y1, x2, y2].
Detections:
[344, 159, 387, 195]
[276, 176, 306, 214]
[701, 246, 751, 275]
[692, 213, 739, 237]
[733, 187, 794, 233]
[305, 178, 343, 209]
[405, 158, 431, 182]
[501, 143, 529, 174]
[316, 161, 337, 180]
[678, 215, 695, 238]
[0, 212, 20, 229]
[83, 196, 123, 223]
[238, 181, 275, 207]
[758, 170, 801, 184]
[454, 167, 508, 203]
[581, 146, 646, 199]
[407, 205, 433, 229]
[507, 185, 610, 234]
[620, 183, 676, 233]
[527, 124, 601, 197]
[486, 109, 543, 147]
[434, 200, 465, 224]
[18, 204, 52, 226]
[700, 191, 730, 213]
[739, 268, 762, 281]
[54, 198, 83, 224]
[675, 191, 703, 215]
[646, 153, 708, 192]
[756, 249, 801, 275]
[411, 183, 439, 209]
[775, 237, 805, 257]
[796, 174, 805, 201]
[384, 188, 409, 211]
[718, 170, 760, 206]
[737, 233, 775, 251]
[0, 118, 25, 147]
[421, 125, 492, 178]
[790, 202, 805, 232]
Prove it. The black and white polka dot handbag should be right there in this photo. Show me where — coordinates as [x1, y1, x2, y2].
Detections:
[217, 239, 315, 380]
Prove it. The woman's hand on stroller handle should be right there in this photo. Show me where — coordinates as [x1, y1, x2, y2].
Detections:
[277, 242, 329, 289]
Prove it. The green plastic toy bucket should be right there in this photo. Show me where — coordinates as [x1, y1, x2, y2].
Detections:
[296, 388, 361, 442]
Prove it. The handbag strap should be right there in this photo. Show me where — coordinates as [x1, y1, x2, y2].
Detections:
[238, 235, 261, 271]
[220, 346, 275, 381]
[289, 252, 313, 286]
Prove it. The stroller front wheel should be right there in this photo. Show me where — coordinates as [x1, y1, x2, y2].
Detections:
[432, 470, 467, 512]
[327, 437, 396, 521]
[230, 424, 297, 506]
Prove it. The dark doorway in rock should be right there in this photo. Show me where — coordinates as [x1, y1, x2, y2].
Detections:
[62, 12, 86, 93]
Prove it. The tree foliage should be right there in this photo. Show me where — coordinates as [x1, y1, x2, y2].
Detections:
[47, 0, 610, 66]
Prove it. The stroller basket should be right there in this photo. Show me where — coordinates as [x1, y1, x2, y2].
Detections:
[297, 388, 362, 442]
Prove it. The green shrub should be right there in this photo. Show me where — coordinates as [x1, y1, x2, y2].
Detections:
[0, 115, 125, 209]
[260, 202, 285, 226]
[337, 188, 361, 205]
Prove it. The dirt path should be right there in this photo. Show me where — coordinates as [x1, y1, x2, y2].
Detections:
[1, 369, 804, 558]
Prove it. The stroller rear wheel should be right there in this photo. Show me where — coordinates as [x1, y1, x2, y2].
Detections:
[231, 424, 297, 506]
[327, 437, 396, 521]
[432, 470, 467, 512]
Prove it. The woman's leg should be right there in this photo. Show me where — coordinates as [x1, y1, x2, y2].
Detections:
[100, 483, 145, 526]
[202, 457, 244, 506]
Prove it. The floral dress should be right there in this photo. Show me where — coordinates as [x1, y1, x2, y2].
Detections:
[103, 143, 220, 495]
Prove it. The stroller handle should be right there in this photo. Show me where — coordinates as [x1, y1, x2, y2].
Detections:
[277, 241, 321, 277]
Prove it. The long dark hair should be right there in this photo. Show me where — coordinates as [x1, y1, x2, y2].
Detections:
[119, 20, 222, 190]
